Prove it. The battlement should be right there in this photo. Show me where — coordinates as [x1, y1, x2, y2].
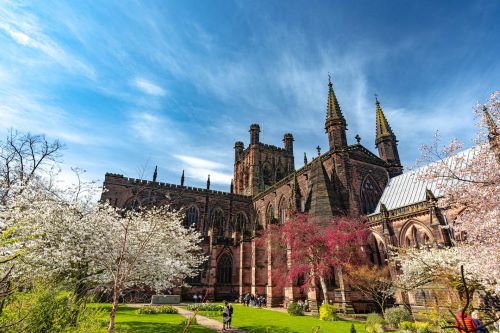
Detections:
[104, 173, 251, 200]
[258, 142, 287, 152]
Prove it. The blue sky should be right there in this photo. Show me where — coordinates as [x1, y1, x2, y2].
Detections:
[0, 0, 499, 191]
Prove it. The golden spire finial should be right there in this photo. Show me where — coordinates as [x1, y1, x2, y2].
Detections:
[375, 95, 395, 140]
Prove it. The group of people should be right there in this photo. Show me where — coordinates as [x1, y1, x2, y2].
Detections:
[242, 293, 266, 307]
[192, 293, 204, 303]
[296, 299, 311, 312]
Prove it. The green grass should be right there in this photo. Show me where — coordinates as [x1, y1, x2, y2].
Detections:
[186, 304, 367, 333]
[92, 304, 216, 333]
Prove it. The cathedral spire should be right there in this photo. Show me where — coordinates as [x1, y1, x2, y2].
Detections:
[206, 174, 211, 190]
[325, 75, 348, 151]
[375, 96, 395, 141]
[180, 170, 185, 187]
[325, 75, 346, 126]
[374, 96, 402, 177]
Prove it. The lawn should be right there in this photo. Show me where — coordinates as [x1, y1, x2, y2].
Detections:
[93, 304, 216, 333]
[191, 304, 367, 333]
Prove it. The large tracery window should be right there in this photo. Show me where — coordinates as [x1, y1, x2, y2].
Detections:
[276, 166, 285, 181]
[184, 206, 199, 229]
[210, 208, 225, 237]
[262, 162, 273, 187]
[216, 253, 233, 284]
[360, 175, 383, 214]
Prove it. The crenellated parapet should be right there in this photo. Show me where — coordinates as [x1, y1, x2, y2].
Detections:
[103, 173, 251, 200]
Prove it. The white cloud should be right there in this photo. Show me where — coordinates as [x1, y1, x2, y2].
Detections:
[133, 78, 166, 96]
[173, 154, 232, 185]
[0, 7, 95, 79]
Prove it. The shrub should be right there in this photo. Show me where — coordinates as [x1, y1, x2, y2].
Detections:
[319, 304, 338, 321]
[186, 303, 224, 312]
[136, 305, 178, 314]
[0, 282, 105, 333]
[350, 323, 358, 333]
[400, 321, 416, 332]
[287, 302, 305, 316]
[384, 307, 412, 328]
[366, 313, 385, 333]
[415, 322, 431, 333]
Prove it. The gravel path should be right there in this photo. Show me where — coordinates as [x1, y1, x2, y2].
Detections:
[175, 306, 248, 333]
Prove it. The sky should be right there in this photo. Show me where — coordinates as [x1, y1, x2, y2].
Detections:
[0, 0, 499, 191]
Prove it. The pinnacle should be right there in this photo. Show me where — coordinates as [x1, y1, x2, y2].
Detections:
[483, 106, 498, 134]
[325, 77, 346, 125]
[375, 97, 395, 140]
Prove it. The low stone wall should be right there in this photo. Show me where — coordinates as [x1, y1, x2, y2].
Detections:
[151, 295, 181, 304]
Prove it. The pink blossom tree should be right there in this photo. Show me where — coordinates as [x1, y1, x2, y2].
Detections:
[261, 213, 369, 306]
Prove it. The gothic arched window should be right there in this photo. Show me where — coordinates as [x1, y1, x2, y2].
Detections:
[360, 175, 382, 214]
[184, 206, 199, 229]
[278, 197, 288, 224]
[235, 212, 248, 234]
[216, 253, 232, 284]
[266, 204, 275, 225]
[276, 166, 285, 181]
[262, 162, 273, 186]
[210, 208, 225, 237]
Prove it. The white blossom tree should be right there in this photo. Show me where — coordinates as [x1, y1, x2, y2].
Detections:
[0, 182, 205, 333]
[398, 91, 499, 296]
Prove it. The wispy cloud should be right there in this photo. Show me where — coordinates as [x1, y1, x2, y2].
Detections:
[173, 154, 232, 185]
[0, 7, 95, 79]
[132, 78, 166, 96]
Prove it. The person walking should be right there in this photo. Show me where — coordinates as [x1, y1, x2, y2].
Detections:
[228, 302, 234, 329]
[222, 301, 231, 331]
[193, 293, 198, 304]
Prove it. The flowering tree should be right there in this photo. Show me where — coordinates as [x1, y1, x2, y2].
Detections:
[0, 183, 205, 333]
[0, 130, 63, 205]
[345, 265, 394, 315]
[410, 91, 500, 295]
[262, 213, 369, 305]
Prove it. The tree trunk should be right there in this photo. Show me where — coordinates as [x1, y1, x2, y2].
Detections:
[337, 266, 347, 313]
[107, 286, 120, 333]
[319, 275, 329, 305]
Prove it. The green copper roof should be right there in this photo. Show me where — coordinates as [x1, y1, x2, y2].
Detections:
[375, 97, 394, 140]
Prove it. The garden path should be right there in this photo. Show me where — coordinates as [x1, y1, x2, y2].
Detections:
[175, 306, 249, 333]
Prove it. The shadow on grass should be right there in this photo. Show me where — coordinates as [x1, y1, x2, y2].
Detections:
[115, 321, 213, 333]
[238, 325, 302, 333]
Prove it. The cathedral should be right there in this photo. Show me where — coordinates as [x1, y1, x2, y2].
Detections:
[101, 78, 496, 311]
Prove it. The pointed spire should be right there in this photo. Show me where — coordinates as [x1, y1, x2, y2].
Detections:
[375, 96, 395, 141]
[484, 106, 498, 134]
[152, 166, 158, 182]
[206, 174, 211, 190]
[304, 152, 308, 166]
[230, 179, 234, 194]
[180, 170, 185, 187]
[325, 75, 346, 125]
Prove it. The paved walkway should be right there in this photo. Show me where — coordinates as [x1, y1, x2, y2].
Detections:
[175, 306, 248, 333]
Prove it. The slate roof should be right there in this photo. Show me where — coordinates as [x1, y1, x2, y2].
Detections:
[371, 147, 477, 214]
